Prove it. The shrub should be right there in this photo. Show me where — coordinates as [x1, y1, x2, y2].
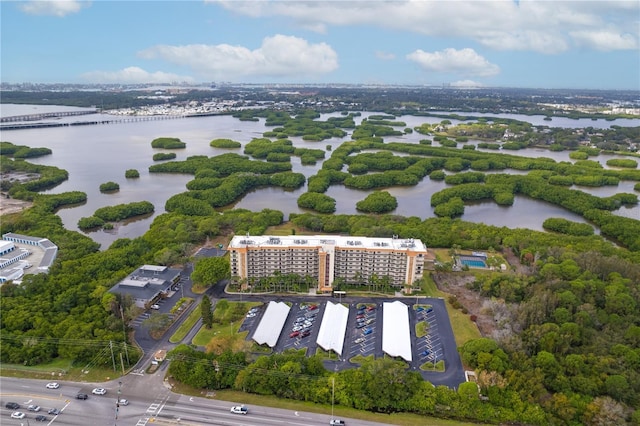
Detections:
[606, 158, 637, 168]
[210, 138, 242, 148]
[125, 169, 140, 178]
[153, 152, 177, 161]
[151, 137, 186, 149]
[99, 181, 119, 192]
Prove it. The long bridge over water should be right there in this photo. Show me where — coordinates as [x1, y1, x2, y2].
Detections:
[0, 111, 228, 131]
[0, 110, 98, 123]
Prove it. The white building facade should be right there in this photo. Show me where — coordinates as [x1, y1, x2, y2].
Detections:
[228, 235, 433, 292]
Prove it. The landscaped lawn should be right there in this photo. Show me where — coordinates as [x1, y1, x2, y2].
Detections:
[192, 300, 262, 347]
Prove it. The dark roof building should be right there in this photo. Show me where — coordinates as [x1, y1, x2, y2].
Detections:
[109, 265, 181, 308]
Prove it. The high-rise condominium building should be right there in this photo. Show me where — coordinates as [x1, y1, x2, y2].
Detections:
[228, 235, 434, 292]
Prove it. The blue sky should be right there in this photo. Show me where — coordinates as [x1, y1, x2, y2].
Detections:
[1, 0, 639, 89]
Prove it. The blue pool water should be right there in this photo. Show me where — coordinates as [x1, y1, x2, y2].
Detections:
[460, 259, 487, 268]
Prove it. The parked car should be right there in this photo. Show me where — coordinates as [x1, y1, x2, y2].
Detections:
[365, 318, 375, 325]
[150, 304, 160, 310]
[300, 330, 311, 338]
[92, 388, 107, 395]
[363, 328, 373, 335]
[5, 402, 20, 410]
[230, 405, 248, 415]
[426, 308, 433, 313]
[330, 419, 346, 425]
[356, 314, 365, 319]
[76, 393, 88, 400]
[28, 405, 41, 412]
[11, 412, 26, 420]
[46, 382, 60, 389]
[421, 350, 431, 357]
[366, 306, 375, 312]
[308, 304, 318, 310]
[48, 408, 60, 415]
[35, 415, 48, 422]
[289, 331, 300, 338]
[355, 337, 365, 344]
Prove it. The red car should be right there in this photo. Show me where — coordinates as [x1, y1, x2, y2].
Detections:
[308, 305, 318, 310]
[366, 306, 375, 312]
[289, 331, 300, 338]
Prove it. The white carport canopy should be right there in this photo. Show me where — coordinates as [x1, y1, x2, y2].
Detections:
[316, 302, 349, 356]
[252, 301, 290, 347]
[382, 301, 412, 362]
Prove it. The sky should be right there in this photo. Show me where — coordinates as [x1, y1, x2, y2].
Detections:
[1, 0, 639, 90]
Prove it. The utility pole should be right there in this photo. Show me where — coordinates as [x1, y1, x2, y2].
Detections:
[331, 377, 335, 421]
[109, 341, 116, 372]
[115, 380, 122, 425]
[120, 304, 129, 364]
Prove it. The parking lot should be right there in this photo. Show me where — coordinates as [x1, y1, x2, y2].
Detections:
[346, 303, 380, 360]
[274, 302, 322, 353]
[235, 297, 465, 386]
[413, 305, 443, 367]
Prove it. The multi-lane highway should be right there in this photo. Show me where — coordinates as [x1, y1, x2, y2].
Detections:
[0, 377, 394, 426]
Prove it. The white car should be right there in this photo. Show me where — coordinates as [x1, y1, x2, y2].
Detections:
[150, 304, 160, 310]
[230, 406, 248, 415]
[118, 399, 129, 406]
[46, 382, 60, 389]
[92, 388, 107, 395]
[11, 412, 26, 419]
[28, 404, 41, 412]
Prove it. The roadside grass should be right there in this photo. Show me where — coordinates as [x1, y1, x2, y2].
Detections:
[0, 361, 116, 383]
[169, 305, 201, 344]
[179, 388, 488, 426]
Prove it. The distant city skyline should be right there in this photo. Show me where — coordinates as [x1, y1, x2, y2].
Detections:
[1, 1, 639, 90]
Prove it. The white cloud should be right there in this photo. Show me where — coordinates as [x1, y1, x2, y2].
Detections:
[138, 35, 338, 80]
[212, 0, 639, 54]
[375, 51, 395, 61]
[19, 0, 88, 17]
[81, 67, 194, 84]
[570, 30, 638, 51]
[450, 80, 485, 88]
[407, 48, 500, 77]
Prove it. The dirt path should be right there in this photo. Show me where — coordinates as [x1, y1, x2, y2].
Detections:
[0, 194, 32, 216]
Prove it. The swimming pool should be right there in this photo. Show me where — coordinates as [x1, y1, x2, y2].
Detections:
[459, 256, 487, 268]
